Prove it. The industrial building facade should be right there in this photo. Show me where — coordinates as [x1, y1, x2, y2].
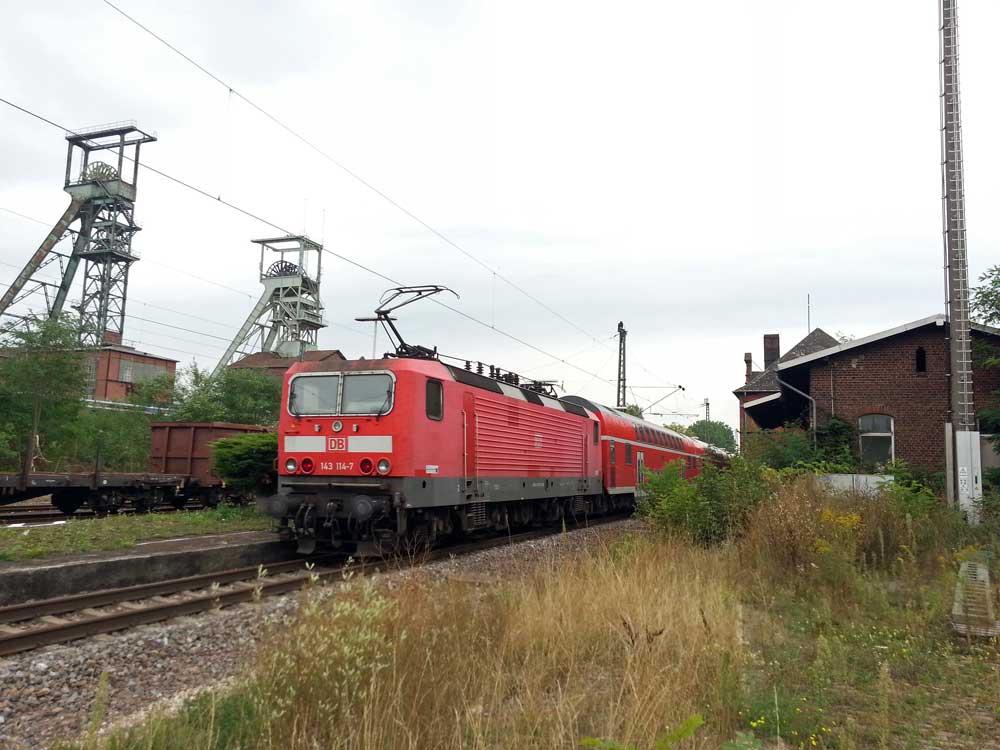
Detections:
[83, 343, 177, 402]
[735, 315, 1000, 474]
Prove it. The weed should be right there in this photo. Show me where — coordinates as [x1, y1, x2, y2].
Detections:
[0, 506, 270, 561]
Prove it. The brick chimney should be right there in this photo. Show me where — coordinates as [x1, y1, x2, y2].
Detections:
[744, 352, 753, 383]
[763, 334, 780, 369]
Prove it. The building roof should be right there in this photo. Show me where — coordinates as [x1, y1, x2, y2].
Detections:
[95, 344, 179, 363]
[772, 314, 1000, 371]
[733, 327, 837, 395]
[734, 369, 781, 395]
[229, 349, 346, 377]
[778, 328, 840, 363]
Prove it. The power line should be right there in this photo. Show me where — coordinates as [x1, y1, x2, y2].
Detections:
[0, 97, 621, 386]
[100, 0, 616, 348]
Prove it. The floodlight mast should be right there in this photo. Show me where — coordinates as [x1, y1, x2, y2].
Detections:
[356, 285, 458, 359]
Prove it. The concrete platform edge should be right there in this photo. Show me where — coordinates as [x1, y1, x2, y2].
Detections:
[0, 540, 295, 606]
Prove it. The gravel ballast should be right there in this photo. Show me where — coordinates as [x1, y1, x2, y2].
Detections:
[0, 518, 644, 749]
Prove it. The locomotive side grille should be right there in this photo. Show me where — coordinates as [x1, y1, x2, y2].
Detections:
[467, 502, 488, 529]
[574, 496, 588, 514]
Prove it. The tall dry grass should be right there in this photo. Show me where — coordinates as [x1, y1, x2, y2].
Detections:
[103, 537, 744, 750]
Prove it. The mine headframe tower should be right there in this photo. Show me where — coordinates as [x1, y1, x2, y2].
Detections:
[0, 122, 156, 346]
[213, 235, 326, 375]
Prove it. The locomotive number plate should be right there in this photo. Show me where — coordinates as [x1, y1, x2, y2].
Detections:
[328, 437, 348, 451]
[320, 461, 354, 471]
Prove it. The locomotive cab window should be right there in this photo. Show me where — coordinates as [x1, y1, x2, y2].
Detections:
[289, 374, 340, 415]
[426, 379, 444, 420]
[341, 373, 394, 415]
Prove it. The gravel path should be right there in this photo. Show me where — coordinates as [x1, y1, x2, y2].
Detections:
[0, 518, 644, 749]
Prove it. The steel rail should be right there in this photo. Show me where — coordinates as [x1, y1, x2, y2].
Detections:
[0, 515, 629, 657]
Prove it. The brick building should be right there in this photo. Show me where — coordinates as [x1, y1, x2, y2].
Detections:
[734, 314, 1000, 473]
[84, 344, 177, 402]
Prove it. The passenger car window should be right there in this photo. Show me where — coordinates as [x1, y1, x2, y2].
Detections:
[610, 441, 616, 465]
[426, 379, 444, 420]
[289, 375, 340, 415]
[626, 444, 633, 465]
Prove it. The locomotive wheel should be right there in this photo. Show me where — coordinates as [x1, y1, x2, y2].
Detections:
[51, 490, 86, 515]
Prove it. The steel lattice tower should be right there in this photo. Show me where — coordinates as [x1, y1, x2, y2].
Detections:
[616, 321, 627, 408]
[939, 0, 982, 517]
[0, 123, 156, 345]
[213, 235, 326, 375]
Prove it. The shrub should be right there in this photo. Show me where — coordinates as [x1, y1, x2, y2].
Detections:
[211, 432, 277, 494]
[744, 425, 815, 469]
[640, 457, 773, 544]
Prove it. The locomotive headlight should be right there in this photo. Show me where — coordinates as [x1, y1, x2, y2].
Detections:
[285, 458, 298, 473]
[332, 420, 343, 433]
[359, 457, 374, 475]
[376, 458, 391, 475]
[300, 457, 315, 474]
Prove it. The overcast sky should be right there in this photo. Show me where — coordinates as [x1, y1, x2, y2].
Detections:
[2, 0, 999, 435]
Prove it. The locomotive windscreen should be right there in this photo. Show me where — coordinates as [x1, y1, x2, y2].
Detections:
[289, 374, 340, 415]
[341, 373, 394, 414]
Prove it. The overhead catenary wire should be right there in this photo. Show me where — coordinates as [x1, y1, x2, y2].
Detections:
[0, 97, 622, 387]
[99, 0, 612, 349]
[100, 0, 686, 392]
[1, 207, 372, 340]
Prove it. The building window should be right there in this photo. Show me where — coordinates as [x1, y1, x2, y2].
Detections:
[858, 414, 894, 466]
[915, 347, 927, 373]
[626, 444, 633, 465]
[425, 379, 443, 420]
[83, 356, 97, 398]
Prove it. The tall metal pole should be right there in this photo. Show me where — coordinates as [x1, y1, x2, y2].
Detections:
[704, 398, 710, 422]
[616, 321, 627, 408]
[940, 0, 981, 519]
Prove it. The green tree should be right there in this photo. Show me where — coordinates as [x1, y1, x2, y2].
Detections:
[688, 419, 737, 453]
[666, 422, 694, 437]
[973, 267, 1000, 443]
[0, 315, 87, 471]
[167, 365, 281, 425]
[621, 404, 644, 418]
[49, 407, 152, 472]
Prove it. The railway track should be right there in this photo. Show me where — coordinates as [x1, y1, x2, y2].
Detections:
[0, 516, 627, 657]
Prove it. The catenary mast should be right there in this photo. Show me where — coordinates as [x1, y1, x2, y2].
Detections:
[939, 0, 982, 518]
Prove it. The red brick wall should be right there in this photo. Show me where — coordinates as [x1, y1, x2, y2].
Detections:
[92, 350, 176, 402]
[807, 325, 1000, 473]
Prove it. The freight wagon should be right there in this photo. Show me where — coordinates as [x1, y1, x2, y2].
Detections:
[0, 422, 266, 514]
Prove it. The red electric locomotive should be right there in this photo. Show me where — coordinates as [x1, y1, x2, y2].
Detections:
[258, 286, 723, 553]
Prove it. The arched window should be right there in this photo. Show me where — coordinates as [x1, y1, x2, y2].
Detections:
[858, 414, 894, 466]
[915, 347, 927, 373]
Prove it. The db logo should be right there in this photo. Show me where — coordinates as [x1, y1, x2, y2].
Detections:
[328, 437, 347, 451]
